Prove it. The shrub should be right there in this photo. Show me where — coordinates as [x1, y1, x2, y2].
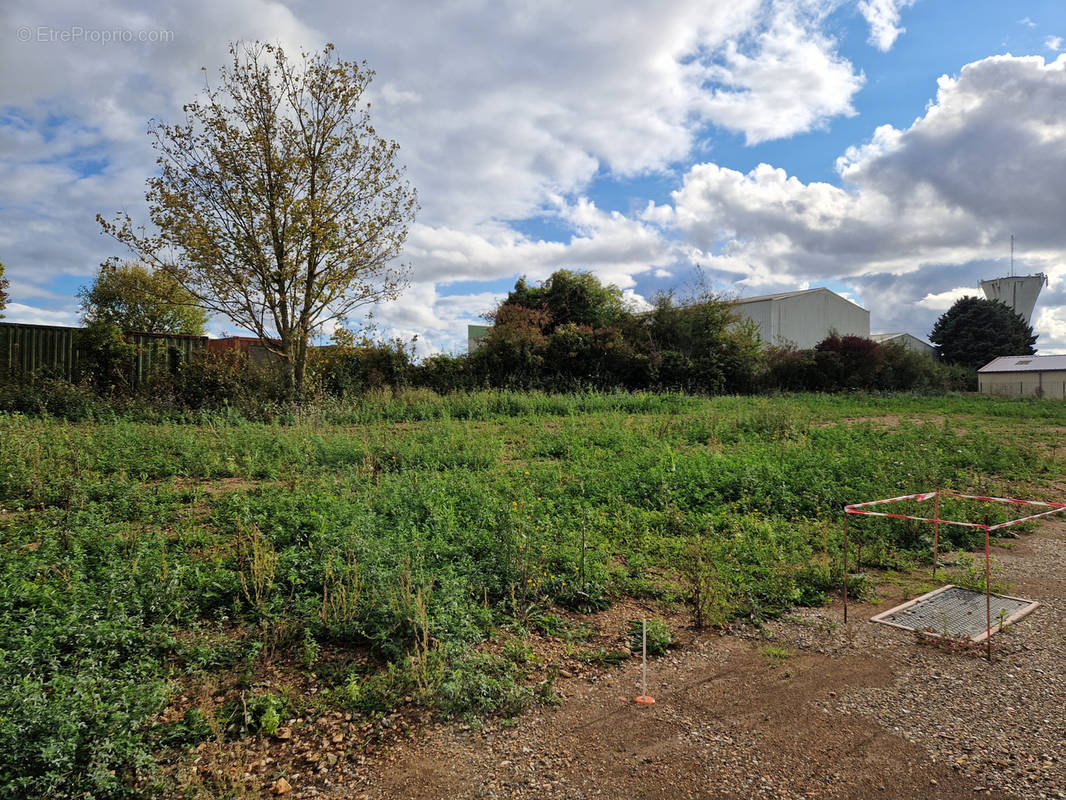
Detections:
[814, 335, 885, 390]
[627, 618, 673, 656]
[170, 349, 289, 411]
[762, 346, 819, 392]
[313, 338, 414, 397]
[412, 353, 483, 393]
[0, 373, 105, 420]
[75, 321, 137, 394]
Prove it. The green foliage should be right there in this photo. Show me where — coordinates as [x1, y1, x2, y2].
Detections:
[477, 304, 551, 387]
[0, 391, 1061, 796]
[434, 649, 534, 718]
[217, 692, 287, 739]
[0, 373, 106, 420]
[76, 321, 137, 393]
[152, 707, 213, 749]
[814, 334, 885, 389]
[166, 349, 290, 412]
[79, 260, 208, 335]
[344, 646, 532, 719]
[0, 520, 175, 799]
[627, 618, 673, 656]
[503, 270, 627, 332]
[472, 270, 762, 393]
[763, 336, 971, 393]
[412, 352, 484, 394]
[930, 296, 1037, 369]
[760, 644, 793, 665]
[312, 336, 414, 396]
[950, 553, 1006, 594]
[646, 290, 763, 393]
[573, 648, 630, 665]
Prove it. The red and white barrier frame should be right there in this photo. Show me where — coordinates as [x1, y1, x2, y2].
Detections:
[841, 489, 1066, 659]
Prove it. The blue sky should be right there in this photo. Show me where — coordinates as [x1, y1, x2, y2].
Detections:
[3, 0, 1066, 354]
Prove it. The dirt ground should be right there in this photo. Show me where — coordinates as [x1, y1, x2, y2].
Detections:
[238, 522, 1066, 800]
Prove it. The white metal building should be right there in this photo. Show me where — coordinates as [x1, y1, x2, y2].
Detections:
[978, 355, 1066, 399]
[871, 332, 936, 359]
[733, 288, 870, 350]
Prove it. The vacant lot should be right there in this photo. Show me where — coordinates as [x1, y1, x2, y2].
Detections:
[1, 391, 1064, 798]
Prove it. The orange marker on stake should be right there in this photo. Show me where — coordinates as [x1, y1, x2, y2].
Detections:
[635, 618, 656, 706]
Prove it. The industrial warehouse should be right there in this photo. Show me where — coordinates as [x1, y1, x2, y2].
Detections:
[978, 354, 1066, 399]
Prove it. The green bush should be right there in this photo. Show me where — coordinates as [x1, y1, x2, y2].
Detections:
[627, 618, 673, 656]
[0, 373, 105, 420]
[313, 339, 414, 397]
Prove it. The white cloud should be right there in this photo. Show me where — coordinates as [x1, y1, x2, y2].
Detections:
[372, 284, 505, 357]
[1036, 306, 1066, 346]
[858, 0, 917, 51]
[698, 1, 865, 144]
[1, 0, 865, 333]
[671, 54, 1066, 350]
[0, 0, 322, 316]
[1, 302, 80, 327]
[13, 2, 1066, 359]
[406, 197, 676, 288]
[917, 287, 975, 312]
[622, 289, 653, 311]
[1046, 36, 1064, 52]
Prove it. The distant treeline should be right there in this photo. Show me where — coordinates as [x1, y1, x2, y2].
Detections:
[408, 271, 972, 396]
[0, 271, 974, 420]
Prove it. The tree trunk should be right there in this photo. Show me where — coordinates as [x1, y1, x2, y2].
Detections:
[293, 347, 306, 397]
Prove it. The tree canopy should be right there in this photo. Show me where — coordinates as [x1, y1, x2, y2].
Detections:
[500, 270, 626, 332]
[78, 261, 208, 335]
[475, 269, 761, 392]
[929, 296, 1037, 369]
[99, 41, 417, 392]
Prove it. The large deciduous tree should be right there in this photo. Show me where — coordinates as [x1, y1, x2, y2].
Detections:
[78, 260, 208, 335]
[929, 296, 1037, 369]
[99, 41, 417, 392]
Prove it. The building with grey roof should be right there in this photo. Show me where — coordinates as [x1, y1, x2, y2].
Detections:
[871, 332, 936, 359]
[978, 354, 1066, 398]
[732, 287, 869, 349]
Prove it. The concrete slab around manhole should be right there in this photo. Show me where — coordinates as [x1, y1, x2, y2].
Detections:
[870, 585, 1040, 642]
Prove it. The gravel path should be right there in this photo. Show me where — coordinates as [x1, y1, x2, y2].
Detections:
[816, 521, 1066, 799]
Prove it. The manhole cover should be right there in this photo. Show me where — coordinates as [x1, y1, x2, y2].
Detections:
[870, 585, 1039, 641]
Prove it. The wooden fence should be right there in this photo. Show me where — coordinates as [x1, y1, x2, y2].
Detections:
[0, 322, 207, 386]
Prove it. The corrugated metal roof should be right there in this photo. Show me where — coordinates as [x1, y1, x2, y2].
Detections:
[871, 332, 933, 346]
[733, 287, 866, 312]
[978, 355, 1066, 373]
[734, 288, 817, 303]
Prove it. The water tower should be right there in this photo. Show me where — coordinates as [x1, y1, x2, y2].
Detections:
[980, 237, 1047, 325]
[979, 274, 1047, 325]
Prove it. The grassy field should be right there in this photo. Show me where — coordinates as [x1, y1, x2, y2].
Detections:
[2, 390, 1064, 798]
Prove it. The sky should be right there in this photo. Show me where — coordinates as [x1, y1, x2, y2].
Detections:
[3, 0, 1066, 356]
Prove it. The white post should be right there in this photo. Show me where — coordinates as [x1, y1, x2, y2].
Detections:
[642, 619, 648, 698]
